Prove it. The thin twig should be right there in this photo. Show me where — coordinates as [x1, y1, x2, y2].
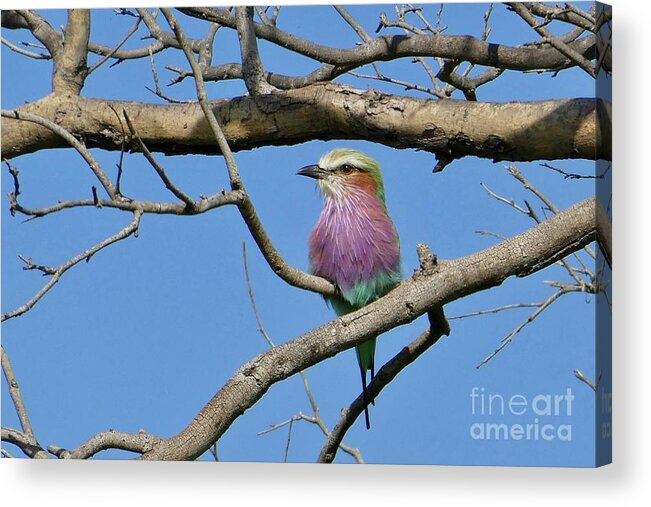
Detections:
[347, 70, 440, 97]
[449, 302, 542, 320]
[334, 5, 385, 80]
[242, 241, 275, 348]
[1, 36, 51, 59]
[122, 110, 197, 210]
[283, 418, 294, 462]
[2, 210, 142, 322]
[88, 14, 143, 74]
[7, 190, 243, 219]
[574, 368, 601, 392]
[209, 443, 219, 461]
[506, 164, 595, 260]
[146, 46, 194, 103]
[480, 182, 529, 215]
[475, 230, 507, 241]
[540, 162, 603, 180]
[477, 286, 585, 368]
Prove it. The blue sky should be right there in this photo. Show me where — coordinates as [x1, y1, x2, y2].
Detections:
[1, 3, 607, 466]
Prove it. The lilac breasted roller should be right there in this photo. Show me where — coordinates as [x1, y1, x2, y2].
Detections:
[298, 149, 402, 429]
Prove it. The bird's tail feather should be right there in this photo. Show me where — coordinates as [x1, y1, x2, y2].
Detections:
[359, 366, 371, 430]
[370, 362, 376, 406]
[356, 338, 376, 429]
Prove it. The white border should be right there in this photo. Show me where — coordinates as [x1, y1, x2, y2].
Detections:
[2, 0, 648, 505]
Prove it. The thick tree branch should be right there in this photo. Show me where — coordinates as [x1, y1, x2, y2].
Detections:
[2, 85, 611, 164]
[2, 108, 118, 199]
[53, 9, 90, 95]
[1, 427, 50, 459]
[15, 10, 60, 57]
[179, 7, 595, 72]
[235, 6, 275, 95]
[134, 197, 597, 460]
[48, 430, 160, 459]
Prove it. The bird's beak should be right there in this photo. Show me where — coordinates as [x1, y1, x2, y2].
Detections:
[297, 164, 326, 180]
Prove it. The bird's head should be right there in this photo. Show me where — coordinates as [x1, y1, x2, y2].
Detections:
[297, 149, 386, 203]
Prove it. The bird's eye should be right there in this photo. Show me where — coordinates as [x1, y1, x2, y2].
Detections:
[341, 164, 355, 174]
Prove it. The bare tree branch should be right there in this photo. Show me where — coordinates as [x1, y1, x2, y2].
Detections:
[507, 3, 595, 77]
[2, 108, 118, 199]
[527, 2, 597, 31]
[482, 170, 589, 286]
[540, 162, 605, 180]
[52, 9, 90, 94]
[1, 36, 51, 59]
[506, 164, 596, 260]
[179, 7, 595, 73]
[236, 6, 275, 95]
[477, 284, 591, 368]
[2, 210, 142, 322]
[449, 302, 542, 320]
[2, 6, 610, 465]
[318, 325, 443, 463]
[133, 197, 597, 460]
[87, 13, 142, 74]
[48, 430, 160, 459]
[122, 110, 197, 210]
[1, 346, 35, 438]
[7, 188, 243, 219]
[1, 427, 50, 459]
[2, 86, 612, 164]
[14, 10, 61, 57]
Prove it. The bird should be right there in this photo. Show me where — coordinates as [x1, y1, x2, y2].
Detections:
[298, 148, 402, 429]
